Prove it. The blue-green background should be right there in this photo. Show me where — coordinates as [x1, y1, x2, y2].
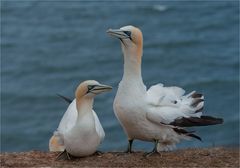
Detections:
[1, 1, 239, 152]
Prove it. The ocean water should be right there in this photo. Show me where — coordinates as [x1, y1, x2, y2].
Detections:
[1, 1, 239, 152]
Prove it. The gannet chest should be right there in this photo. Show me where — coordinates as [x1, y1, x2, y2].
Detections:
[114, 87, 149, 132]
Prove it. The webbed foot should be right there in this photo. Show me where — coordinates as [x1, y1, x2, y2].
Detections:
[56, 149, 72, 160]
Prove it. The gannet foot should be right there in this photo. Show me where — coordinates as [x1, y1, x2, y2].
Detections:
[116, 139, 134, 156]
[143, 150, 159, 157]
[143, 139, 159, 157]
[124, 150, 133, 154]
[56, 149, 73, 160]
[94, 150, 104, 155]
[115, 150, 134, 156]
[124, 147, 133, 154]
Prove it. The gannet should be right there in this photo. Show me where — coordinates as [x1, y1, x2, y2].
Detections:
[107, 25, 223, 154]
[49, 80, 112, 159]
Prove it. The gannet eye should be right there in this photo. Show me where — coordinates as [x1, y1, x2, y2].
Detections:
[87, 85, 96, 91]
[123, 31, 132, 40]
[123, 31, 131, 37]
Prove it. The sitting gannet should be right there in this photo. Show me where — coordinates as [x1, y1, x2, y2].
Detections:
[49, 80, 112, 159]
[107, 26, 223, 154]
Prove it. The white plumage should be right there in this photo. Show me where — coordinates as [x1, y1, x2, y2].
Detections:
[114, 79, 202, 151]
[49, 80, 111, 157]
[57, 99, 105, 140]
[146, 84, 203, 125]
[107, 25, 222, 152]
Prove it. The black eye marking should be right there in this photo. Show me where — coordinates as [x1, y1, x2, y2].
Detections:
[119, 38, 127, 47]
[123, 31, 131, 37]
[173, 100, 177, 104]
[123, 31, 132, 40]
[87, 85, 97, 94]
[88, 85, 96, 90]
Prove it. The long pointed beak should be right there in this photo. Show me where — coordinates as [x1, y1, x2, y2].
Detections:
[106, 29, 129, 39]
[91, 84, 112, 94]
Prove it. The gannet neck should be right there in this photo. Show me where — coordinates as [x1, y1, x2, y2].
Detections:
[121, 41, 143, 84]
[120, 26, 143, 83]
[122, 53, 143, 82]
[76, 97, 94, 119]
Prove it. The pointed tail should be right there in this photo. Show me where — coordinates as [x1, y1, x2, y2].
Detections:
[170, 115, 223, 127]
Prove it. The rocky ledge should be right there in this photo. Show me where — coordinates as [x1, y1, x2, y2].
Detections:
[0, 147, 239, 167]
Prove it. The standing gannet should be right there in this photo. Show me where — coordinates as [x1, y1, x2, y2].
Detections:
[107, 25, 223, 155]
[49, 80, 112, 159]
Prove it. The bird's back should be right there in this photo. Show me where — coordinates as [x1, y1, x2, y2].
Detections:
[57, 99, 78, 135]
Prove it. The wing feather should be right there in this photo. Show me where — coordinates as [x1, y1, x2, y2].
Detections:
[57, 99, 78, 135]
[92, 110, 105, 143]
[146, 83, 205, 127]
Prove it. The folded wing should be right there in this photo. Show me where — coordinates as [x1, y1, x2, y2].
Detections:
[57, 99, 78, 135]
[146, 83, 223, 140]
[93, 110, 105, 143]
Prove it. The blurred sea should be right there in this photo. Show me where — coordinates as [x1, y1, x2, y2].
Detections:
[1, 1, 239, 152]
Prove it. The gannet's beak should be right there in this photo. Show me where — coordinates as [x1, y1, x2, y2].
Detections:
[106, 29, 131, 39]
[88, 84, 112, 95]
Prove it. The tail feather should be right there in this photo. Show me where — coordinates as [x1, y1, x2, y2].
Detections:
[191, 98, 204, 107]
[186, 91, 196, 98]
[195, 106, 204, 113]
[191, 92, 203, 98]
[170, 115, 223, 127]
[49, 133, 65, 152]
[173, 128, 202, 141]
[188, 133, 202, 141]
[200, 116, 224, 124]
[186, 91, 204, 113]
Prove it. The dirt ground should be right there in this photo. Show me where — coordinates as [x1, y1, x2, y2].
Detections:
[0, 147, 239, 167]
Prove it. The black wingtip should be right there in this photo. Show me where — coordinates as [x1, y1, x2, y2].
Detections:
[173, 128, 202, 142]
[201, 116, 224, 125]
[188, 133, 202, 142]
[56, 94, 73, 104]
[170, 115, 224, 127]
[191, 93, 203, 98]
[192, 99, 204, 107]
[195, 107, 204, 113]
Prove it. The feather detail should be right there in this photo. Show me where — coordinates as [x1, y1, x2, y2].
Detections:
[169, 116, 223, 127]
[57, 94, 73, 104]
[173, 127, 202, 141]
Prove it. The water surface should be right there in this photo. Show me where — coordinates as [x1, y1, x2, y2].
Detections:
[1, 1, 239, 152]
